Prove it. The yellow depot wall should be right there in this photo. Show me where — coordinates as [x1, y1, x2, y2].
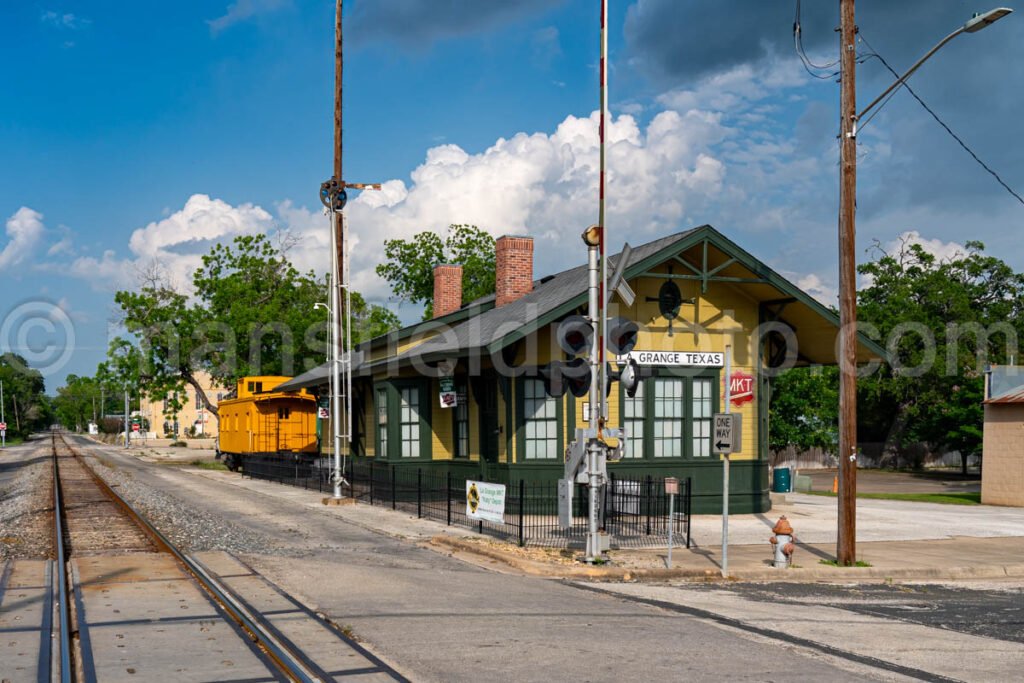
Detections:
[594, 268, 763, 460]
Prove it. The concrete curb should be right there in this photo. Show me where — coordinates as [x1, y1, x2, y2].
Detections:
[430, 536, 1024, 583]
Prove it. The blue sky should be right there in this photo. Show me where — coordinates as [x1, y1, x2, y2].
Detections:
[2, 1, 1023, 388]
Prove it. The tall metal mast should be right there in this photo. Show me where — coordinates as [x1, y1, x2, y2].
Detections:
[321, 0, 379, 501]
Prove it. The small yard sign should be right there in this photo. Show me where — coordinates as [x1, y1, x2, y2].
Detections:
[466, 480, 506, 524]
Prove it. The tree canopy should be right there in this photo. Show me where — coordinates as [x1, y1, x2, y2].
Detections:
[376, 224, 496, 319]
[112, 233, 399, 417]
[0, 353, 51, 439]
[768, 238, 1024, 471]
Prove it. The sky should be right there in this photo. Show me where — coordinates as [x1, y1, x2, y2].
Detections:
[2, 0, 1023, 389]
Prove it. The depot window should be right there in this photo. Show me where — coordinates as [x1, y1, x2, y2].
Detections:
[620, 369, 719, 459]
[454, 380, 470, 459]
[399, 387, 420, 458]
[521, 378, 560, 460]
[376, 387, 388, 458]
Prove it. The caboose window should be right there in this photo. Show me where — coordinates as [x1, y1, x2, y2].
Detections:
[399, 387, 420, 458]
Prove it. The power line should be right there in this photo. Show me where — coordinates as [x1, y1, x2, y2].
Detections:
[793, 0, 839, 80]
[858, 33, 1024, 208]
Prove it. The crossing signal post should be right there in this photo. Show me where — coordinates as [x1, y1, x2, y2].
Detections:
[554, 229, 640, 562]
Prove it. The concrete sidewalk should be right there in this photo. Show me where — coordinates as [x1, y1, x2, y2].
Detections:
[84, 439, 1024, 583]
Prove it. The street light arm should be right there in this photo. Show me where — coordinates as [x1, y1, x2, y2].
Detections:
[858, 28, 963, 121]
[858, 7, 1013, 121]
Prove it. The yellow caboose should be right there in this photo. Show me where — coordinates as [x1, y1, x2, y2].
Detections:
[216, 376, 318, 470]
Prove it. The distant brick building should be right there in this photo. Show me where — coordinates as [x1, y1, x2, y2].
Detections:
[982, 366, 1024, 506]
[139, 371, 228, 439]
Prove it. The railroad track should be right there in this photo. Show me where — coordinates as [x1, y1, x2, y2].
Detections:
[0, 431, 404, 682]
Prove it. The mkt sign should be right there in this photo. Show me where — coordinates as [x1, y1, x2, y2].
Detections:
[466, 480, 506, 524]
[727, 371, 754, 406]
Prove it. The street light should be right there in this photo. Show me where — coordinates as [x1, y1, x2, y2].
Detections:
[858, 7, 1013, 123]
[836, 3, 1012, 566]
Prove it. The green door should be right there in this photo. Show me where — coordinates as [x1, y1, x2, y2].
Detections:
[474, 379, 500, 478]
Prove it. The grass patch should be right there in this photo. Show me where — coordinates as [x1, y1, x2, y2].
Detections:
[806, 491, 981, 505]
[190, 459, 228, 471]
[819, 558, 873, 568]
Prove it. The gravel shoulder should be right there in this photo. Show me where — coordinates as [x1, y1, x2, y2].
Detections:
[0, 438, 53, 560]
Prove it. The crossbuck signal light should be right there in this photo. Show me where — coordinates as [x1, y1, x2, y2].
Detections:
[556, 315, 594, 356]
[607, 317, 639, 356]
[541, 357, 591, 398]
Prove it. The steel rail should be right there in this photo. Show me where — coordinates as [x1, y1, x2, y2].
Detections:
[51, 432, 74, 683]
[54, 432, 322, 683]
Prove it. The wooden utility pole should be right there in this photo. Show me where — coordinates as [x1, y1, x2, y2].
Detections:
[837, 0, 858, 566]
[333, 0, 345, 287]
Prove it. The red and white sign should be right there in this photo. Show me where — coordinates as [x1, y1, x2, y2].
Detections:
[0, 422, 6, 431]
[132, 423, 141, 432]
[726, 371, 754, 406]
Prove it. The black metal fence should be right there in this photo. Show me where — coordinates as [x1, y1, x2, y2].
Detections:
[242, 454, 691, 549]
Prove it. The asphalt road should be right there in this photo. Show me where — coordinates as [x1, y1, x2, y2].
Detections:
[698, 581, 1024, 644]
[60, 434, 1024, 682]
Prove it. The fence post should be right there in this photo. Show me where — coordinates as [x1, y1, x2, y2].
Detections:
[518, 479, 525, 547]
[645, 475, 653, 536]
[417, 468, 423, 518]
[369, 460, 375, 505]
[444, 473, 452, 528]
[391, 465, 397, 510]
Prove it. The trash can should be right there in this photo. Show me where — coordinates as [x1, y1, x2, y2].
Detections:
[772, 467, 791, 493]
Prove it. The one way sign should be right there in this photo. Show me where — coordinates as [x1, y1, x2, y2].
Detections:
[712, 413, 742, 454]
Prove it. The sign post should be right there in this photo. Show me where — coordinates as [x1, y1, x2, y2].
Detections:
[665, 477, 679, 568]
[1, 379, 5, 449]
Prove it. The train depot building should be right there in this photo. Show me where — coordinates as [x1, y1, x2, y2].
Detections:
[279, 225, 883, 513]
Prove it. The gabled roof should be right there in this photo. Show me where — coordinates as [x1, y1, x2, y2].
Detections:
[274, 224, 888, 392]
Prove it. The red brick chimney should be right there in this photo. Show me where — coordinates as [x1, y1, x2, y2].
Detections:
[432, 264, 463, 318]
[495, 236, 534, 307]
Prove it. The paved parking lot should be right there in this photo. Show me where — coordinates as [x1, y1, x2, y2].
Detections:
[800, 468, 980, 494]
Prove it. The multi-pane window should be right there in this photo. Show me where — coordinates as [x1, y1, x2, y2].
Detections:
[454, 383, 470, 458]
[691, 378, 713, 457]
[523, 379, 558, 459]
[399, 387, 420, 458]
[376, 388, 388, 457]
[622, 382, 645, 458]
[652, 379, 684, 458]
[195, 392, 202, 410]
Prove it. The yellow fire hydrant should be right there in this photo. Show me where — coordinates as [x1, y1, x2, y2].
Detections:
[769, 516, 796, 568]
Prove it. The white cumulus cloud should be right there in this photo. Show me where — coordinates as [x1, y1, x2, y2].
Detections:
[0, 207, 46, 271]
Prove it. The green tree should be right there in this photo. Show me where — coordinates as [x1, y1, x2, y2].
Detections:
[0, 353, 50, 439]
[376, 224, 496, 319]
[52, 374, 101, 433]
[114, 233, 399, 416]
[768, 366, 839, 455]
[857, 238, 1024, 472]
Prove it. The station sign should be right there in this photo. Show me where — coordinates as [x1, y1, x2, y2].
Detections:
[439, 376, 457, 409]
[616, 350, 724, 367]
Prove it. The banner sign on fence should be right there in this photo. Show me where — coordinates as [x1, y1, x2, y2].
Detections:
[466, 480, 505, 523]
